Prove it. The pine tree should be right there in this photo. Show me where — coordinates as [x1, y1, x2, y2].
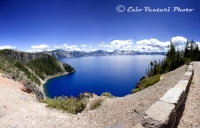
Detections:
[193, 44, 200, 61]
[147, 65, 150, 77]
[190, 39, 195, 60]
[166, 41, 177, 71]
[184, 39, 190, 58]
[176, 49, 180, 66]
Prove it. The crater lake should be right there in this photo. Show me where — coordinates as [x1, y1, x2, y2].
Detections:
[44, 55, 165, 98]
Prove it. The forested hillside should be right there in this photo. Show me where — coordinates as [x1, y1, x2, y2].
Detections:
[133, 39, 200, 93]
[146, 39, 200, 77]
[0, 49, 75, 100]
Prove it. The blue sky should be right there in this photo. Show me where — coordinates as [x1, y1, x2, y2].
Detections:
[0, 0, 200, 52]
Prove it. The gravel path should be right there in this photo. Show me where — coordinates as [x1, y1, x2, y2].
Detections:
[178, 62, 200, 128]
[0, 64, 187, 128]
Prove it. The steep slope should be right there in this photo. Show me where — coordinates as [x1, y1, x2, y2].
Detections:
[0, 49, 75, 100]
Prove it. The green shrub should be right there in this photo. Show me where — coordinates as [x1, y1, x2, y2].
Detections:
[90, 98, 104, 110]
[41, 96, 87, 114]
[101, 92, 114, 98]
[184, 58, 191, 65]
[140, 74, 160, 89]
[132, 88, 140, 94]
[132, 75, 160, 94]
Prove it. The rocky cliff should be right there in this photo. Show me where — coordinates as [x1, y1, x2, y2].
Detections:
[0, 49, 53, 62]
[0, 49, 75, 100]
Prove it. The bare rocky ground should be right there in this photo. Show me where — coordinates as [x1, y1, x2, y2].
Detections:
[0, 65, 187, 128]
[177, 62, 200, 128]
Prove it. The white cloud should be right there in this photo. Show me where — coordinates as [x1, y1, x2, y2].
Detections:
[81, 44, 87, 47]
[88, 49, 97, 52]
[196, 42, 200, 47]
[30, 44, 50, 52]
[171, 36, 187, 46]
[54, 45, 63, 49]
[63, 44, 80, 51]
[176, 45, 185, 50]
[110, 39, 134, 49]
[54, 44, 80, 51]
[31, 44, 49, 49]
[99, 39, 134, 49]
[99, 44, 113, 48]
[26, 36, 189, 53]
[28, 49, 52, 53]
[0, 45, 16, 50]
[133, 36, 188, 52]
[134, 39, 170, 52]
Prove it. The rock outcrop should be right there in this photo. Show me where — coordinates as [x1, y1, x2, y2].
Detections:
[78, 92, 94, 99]
[0, 49, 48, 63]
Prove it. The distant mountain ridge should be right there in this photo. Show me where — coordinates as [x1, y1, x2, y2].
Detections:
[44, 49, 166, 59]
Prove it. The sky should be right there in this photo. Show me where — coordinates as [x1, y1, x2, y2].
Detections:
[0, 0, 200, 52]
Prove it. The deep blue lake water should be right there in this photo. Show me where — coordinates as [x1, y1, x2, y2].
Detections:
[44, 55, 165, 98]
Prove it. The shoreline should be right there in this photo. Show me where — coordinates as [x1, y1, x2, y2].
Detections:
[40, 70, 75, 99]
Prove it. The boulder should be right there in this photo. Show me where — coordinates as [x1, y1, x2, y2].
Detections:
[6, 73, 12, 79]
[78, 92, 94, 99]
[21, 87, 32, 93]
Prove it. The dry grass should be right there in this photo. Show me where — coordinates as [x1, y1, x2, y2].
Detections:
[90, 98, 104, 110]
